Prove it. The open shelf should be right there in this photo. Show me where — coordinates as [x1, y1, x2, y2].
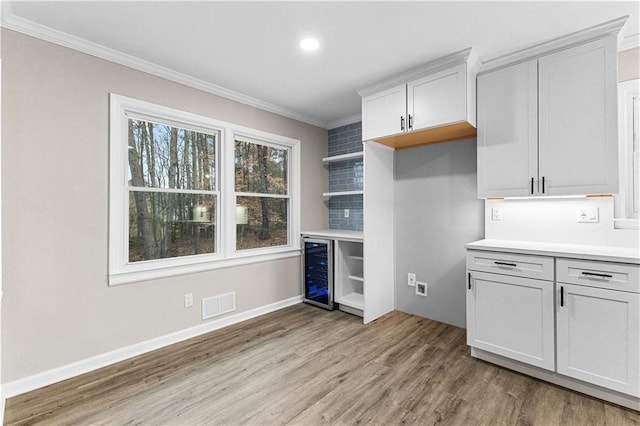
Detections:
[322, 151, 363, 163]
[337, 292, 364, 310]
[333, 239, 365, 318]
[323, 190, 364, 198]
[348, 273, 364, 282]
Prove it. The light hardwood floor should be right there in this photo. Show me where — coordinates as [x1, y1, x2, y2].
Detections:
[5, 304, 640, 425]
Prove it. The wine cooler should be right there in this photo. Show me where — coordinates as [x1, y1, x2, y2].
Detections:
[302, 237, 334, 310]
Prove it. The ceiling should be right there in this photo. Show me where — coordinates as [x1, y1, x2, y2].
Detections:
[4, 1, 639, 128]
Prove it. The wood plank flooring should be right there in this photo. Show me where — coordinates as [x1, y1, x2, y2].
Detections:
[5, 304, 640, 425]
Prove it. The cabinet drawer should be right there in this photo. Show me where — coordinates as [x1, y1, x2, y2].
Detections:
[556, 259, 640, 294]
[466, 250, 554, 281]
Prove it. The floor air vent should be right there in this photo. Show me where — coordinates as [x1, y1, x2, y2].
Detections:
[202, 292, 236, 320]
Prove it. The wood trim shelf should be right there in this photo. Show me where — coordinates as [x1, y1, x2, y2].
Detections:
[348, 273, 364, 282]
[374, 121, 477, 150]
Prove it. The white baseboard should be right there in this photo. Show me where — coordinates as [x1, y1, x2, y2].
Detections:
[3, 296, 302, 399]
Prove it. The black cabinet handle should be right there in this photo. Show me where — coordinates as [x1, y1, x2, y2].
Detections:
[542, 176, 546, 194]
[400, 116, 405, 131]
[468, 272, 472, 290]
[494, 261, 517, 267]
[408, 114, 413, 130]
[560, 286, 564, 307]
[531, 177, 534, 195]
[582, 271, 613, 279]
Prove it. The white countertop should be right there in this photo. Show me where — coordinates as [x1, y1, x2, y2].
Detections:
[302, 229, 363, 242]
[467, 239, 640, 264]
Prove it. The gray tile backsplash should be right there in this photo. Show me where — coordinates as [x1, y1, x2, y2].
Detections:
[328, 159, 363, 192]
[327, 122, 363, 231]
[329, 195, 363, 231]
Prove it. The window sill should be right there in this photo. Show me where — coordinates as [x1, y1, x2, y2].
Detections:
[614, 218, 640, 230]
[109, 247, 301, 286]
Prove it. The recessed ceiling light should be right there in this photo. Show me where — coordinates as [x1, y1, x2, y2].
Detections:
[300, 38, 320, 51]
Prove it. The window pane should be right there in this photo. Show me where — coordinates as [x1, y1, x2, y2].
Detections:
[236, 196, 288, 250]
[129, 191, 216, 262]
[235, 140, 288, 194]
[128, 118, 217, 190]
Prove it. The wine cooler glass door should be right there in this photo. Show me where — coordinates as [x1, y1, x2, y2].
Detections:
[303, 238, 333, 309]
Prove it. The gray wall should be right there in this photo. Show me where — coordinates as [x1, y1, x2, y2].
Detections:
[1, 29, 327, 383]
[619, 47, 640, 82]
[394, 138, 484, 328]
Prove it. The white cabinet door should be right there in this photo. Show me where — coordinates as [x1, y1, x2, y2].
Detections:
[361, 84, 406, 141]
[477, 60, 538, 198]
[538, 36, 619, 196]
[557, 283, 640, 396]
[466, 271, 555, 370]
[407, 63, 467, 131]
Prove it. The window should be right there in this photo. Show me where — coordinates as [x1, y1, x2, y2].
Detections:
[110, 95, 300, 285]
[127, 117, 219, 262]
[616, 79, 640, 229]
[235, 138, 290, 251]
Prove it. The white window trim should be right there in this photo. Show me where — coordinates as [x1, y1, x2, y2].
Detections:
[615, 79, 640, 230]
[109, 94, 301, 286]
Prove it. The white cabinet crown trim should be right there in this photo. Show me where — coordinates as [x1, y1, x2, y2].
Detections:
[357, 48, 480, 97]
[479, 15, 628, 75]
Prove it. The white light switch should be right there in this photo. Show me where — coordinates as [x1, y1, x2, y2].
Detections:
[577, 207, 599, 223]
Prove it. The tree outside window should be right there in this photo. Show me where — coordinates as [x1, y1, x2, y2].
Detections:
[234, 139, 289, 250]
[109, 94, 300, 285]
[127, 118, 218, 262]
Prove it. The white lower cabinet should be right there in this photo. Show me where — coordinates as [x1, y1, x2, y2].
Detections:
[556, 275, 640, 397]
[467, 259, 555, 370]
[467, 249, 640, 405]
[302, 232, 379, 321]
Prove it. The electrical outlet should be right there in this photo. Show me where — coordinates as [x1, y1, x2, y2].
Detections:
[184, 293, 194, 308]
[416, 281, 427, 297]
[577, 207, 599, 223]
[344, 209, 350, 218]
[407, 273, 416, 287]
[491, 207, 503, 221]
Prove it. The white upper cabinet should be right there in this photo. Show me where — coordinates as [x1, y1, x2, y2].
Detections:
[407, 63, 467, 131]
[477, 60, 538, 198]
[359, 48, 480, 150]
[361, 84, 407, 141]
[538, 36, 619, 196]
[477, 17, 625, 198]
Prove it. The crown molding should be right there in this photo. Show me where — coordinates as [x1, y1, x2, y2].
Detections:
[620, 33, 640, 51]
[480, 15, 629, 75]
[327, 113, 361, 130]
[357, 47, 476, 97]
[0, 3, 329, 129]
